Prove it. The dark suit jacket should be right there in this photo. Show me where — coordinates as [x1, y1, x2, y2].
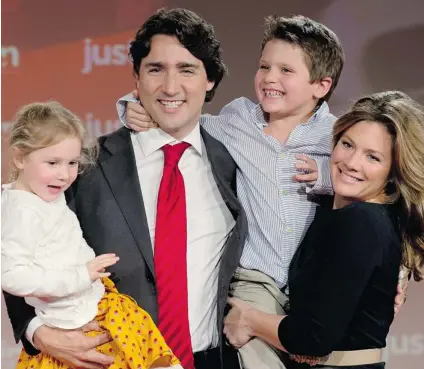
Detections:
[3, 126, 248, 358]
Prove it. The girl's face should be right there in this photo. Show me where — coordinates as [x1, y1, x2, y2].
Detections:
[14, 137, 81, 202]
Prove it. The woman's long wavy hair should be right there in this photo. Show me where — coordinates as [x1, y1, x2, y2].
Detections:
[332, 91, 424, 281]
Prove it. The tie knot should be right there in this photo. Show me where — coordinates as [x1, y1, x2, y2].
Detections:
[162, 142, 191, 167]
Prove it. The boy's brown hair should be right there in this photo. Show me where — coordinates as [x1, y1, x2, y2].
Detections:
[262, 15, 344, 102]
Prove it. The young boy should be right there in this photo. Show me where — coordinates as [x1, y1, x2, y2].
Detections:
[117, 14, 344, 368]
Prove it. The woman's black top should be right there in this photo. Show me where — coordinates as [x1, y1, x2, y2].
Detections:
[279, 201, 402, 359]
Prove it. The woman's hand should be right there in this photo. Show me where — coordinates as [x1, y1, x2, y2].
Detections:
[223, 297, 255, 348]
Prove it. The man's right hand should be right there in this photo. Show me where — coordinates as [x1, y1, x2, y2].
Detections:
[126, 89, 158, 132]
[394, 267, 410, 317]
[33, 321, 114, 369]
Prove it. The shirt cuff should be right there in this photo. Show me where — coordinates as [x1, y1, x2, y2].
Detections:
[306, 157, 333, 195]
[25, 317, 43, 349]
[116, 92, 139, 127]
[76, 264, 94, 293]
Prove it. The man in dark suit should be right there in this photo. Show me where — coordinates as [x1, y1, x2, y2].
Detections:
[3, 8, 247, 369]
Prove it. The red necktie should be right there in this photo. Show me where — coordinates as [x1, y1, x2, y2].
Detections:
[154, 142, 194, 369]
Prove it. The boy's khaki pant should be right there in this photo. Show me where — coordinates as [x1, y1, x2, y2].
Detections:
[230, 267, 289, 369]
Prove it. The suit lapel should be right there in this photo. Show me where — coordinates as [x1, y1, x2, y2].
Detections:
[99, 128, 155, 274]
[201, 126, 240, 216]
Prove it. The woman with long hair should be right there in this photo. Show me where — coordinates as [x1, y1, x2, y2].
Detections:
[224, 91, 424, 368]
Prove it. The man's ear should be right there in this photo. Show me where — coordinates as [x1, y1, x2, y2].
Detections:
[206, 80, 215, 92]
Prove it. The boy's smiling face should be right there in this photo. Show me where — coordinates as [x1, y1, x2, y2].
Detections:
[254, 39, 330, 121]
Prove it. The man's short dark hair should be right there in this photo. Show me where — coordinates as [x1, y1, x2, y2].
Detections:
[129, 8, 227, 102]
[262, 15, 345, 102]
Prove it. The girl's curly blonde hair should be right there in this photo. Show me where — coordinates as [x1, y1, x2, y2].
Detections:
[8, 101, 98, 182]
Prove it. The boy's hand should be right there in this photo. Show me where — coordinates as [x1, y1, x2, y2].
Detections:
[293, 154, 318, 184]
[86, 254, 119, 282]
[126, 89, 158, 131]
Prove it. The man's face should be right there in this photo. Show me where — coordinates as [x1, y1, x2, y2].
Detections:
[137, 35, 215, 139]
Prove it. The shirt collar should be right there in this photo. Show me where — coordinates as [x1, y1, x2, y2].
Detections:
[134, 123, 203, 157]
[252, 101, 330, 127]
[2, 182, 66, 207]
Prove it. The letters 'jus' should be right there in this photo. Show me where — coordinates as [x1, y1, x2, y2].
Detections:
[81, 38, 131, 74]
